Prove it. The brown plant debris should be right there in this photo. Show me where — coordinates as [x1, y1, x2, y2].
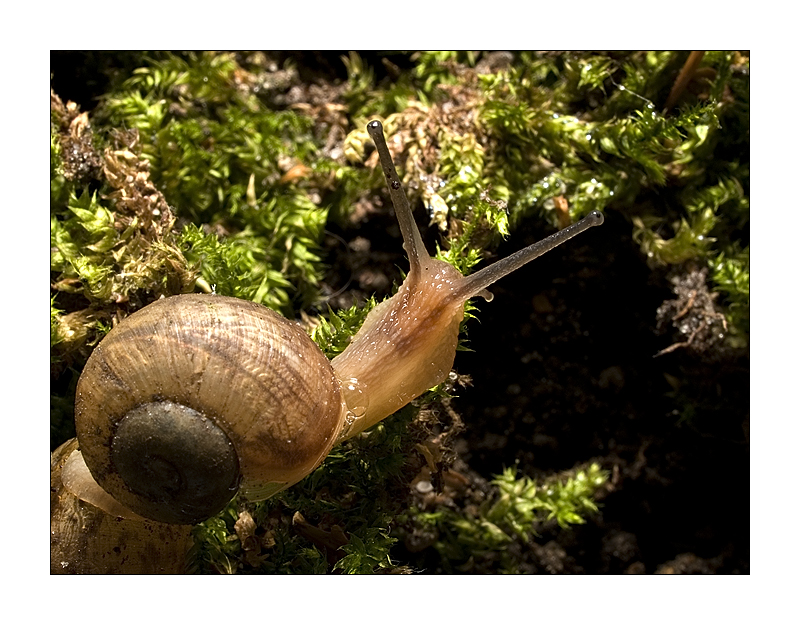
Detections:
[51, 89, 103, 182]
[655, 264, 728, 358]
[102, 128, 176, 241]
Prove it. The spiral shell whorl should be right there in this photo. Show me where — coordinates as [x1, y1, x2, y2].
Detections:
[75, 295, 347, 523]
[108, 401, 240, 524]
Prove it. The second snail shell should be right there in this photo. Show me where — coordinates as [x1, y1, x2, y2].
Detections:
[75, 294, 347, 524]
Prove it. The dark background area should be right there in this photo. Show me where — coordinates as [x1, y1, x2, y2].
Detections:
[449, 211, 748, 573]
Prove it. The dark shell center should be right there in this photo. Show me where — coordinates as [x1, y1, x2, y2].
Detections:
[111, 401, 241, 524]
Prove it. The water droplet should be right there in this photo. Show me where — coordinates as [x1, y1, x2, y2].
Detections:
[337, 377, 371, 440]
[341, 377, 368, 418]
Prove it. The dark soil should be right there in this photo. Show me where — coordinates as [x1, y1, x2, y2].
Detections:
[445, 213, 749, 574]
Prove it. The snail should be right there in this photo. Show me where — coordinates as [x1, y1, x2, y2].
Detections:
[50, 120, 604, 573]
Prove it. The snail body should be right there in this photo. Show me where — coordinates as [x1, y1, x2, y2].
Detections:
[51, 120, 603, 572]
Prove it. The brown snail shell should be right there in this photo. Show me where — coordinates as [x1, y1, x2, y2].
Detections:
[74, 294, 347, 525]
[50, 439, 193, 574]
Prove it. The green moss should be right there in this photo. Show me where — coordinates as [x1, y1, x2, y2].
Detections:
[93, 52, 330, 312]
[51, 190, 122, 301]
[711, 244, 750, 344]
[407, 463, 608, 573]
[50, 296, 63, 350]
[311, 300, 376, 359]
[188, 407, 416, 574]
